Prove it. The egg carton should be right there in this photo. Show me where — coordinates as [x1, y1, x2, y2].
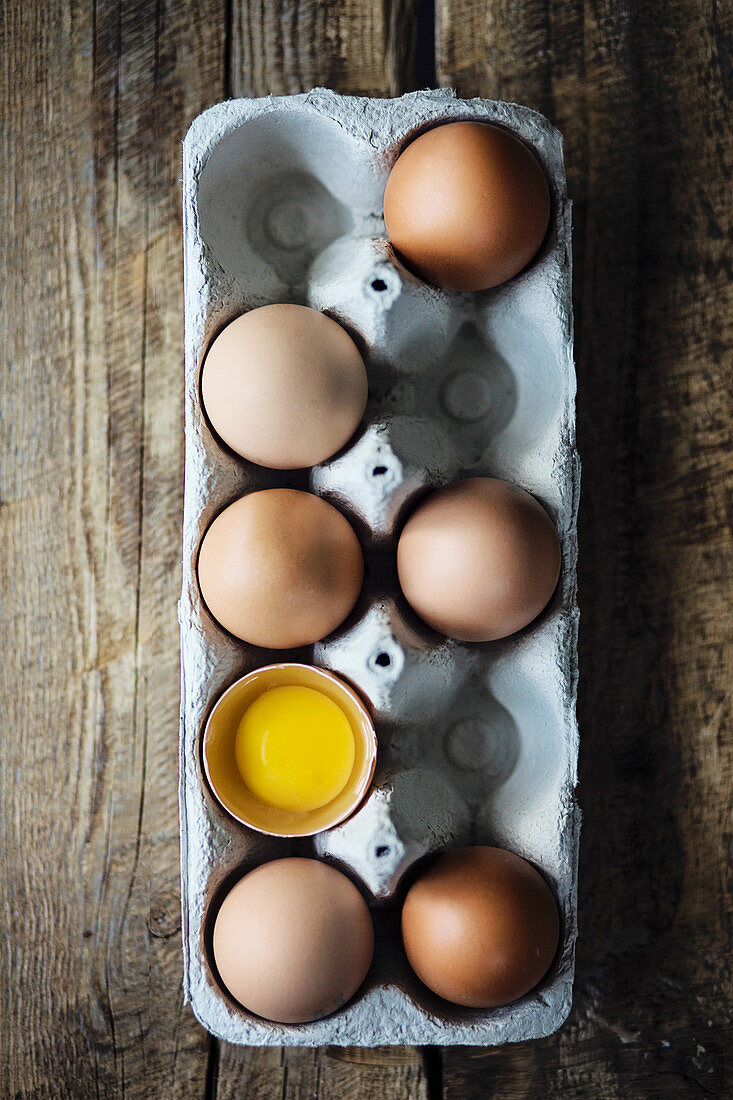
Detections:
[180, 88, 579, 1046]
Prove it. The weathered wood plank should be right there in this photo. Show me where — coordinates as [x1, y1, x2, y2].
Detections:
[5, 0, 729, 1096]
[230, 0, 418, 97]
[0, 0, 225, 1095]
[438, 0, 733, 1095]
[214, 1045, 430, 1099]
[215, 2, 432, 1096]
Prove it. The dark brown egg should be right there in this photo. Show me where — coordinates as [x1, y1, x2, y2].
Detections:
[401, 846, 560, 1008]
[383, 122, 551, 291]
[396, 477, 561, 642]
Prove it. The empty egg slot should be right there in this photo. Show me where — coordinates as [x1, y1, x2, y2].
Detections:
[196, 108, 382, 299]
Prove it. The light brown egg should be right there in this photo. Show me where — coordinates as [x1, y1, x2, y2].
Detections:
[212, 857, 374, 1023]
[396, 477, 560, 642]
[401, 847, 560, 1008]
[201, 304, 367, 469]
[198, 488, 363, 648]
[383, 122, 551, 291]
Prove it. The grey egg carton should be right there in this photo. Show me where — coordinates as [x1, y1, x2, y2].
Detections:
[179, 87, 579, 1047]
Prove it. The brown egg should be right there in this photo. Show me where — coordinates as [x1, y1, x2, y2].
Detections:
[396, 477, 561, 642]
[401, 847, 560, 1008]
[201, 304, 368, 469]
[198, 488, 363, 648]
[383, 122, 551, 292]
[212, 857, 374, 1023]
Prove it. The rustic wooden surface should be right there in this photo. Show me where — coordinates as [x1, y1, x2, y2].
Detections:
[0, 0, 730, 1097]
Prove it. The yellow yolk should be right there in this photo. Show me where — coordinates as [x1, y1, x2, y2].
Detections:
[234, 685, 356, 813]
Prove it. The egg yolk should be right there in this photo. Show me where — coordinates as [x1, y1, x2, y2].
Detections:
[234, 685, 356, 813]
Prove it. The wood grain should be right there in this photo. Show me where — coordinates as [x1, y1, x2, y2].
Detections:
[2, 0, 730, 1095]
[231, 0, 418, 98]
[0, 0, 224, 1095]
[214, 1044, 430, 1099]
[438, 0, 733, 1095]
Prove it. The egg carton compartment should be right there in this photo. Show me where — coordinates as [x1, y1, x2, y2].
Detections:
[311, 416, 460, 546]
[314, 595, 472, 725]
[181, 88, 579, 1046]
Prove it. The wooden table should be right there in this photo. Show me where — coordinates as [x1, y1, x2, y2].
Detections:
[1, 1, 730, 1096]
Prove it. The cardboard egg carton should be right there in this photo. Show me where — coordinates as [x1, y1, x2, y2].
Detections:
[180, 87, 579, 1046]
